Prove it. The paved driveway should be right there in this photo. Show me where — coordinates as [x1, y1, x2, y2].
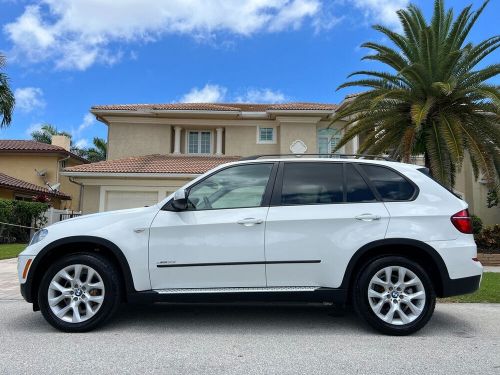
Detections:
[0, 301, 499, 374]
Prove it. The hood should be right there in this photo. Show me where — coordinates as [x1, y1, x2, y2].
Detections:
[48, 205, 160, 229]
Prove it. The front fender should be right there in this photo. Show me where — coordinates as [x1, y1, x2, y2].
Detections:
[21, 236, 136, 305]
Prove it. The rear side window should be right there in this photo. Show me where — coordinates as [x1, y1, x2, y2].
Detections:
[360, 165, 415, 201]
[345, 164, 376, 202]
[281, 162, 343, 205]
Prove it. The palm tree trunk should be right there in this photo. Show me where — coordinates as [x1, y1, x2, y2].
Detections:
[424, 151, 432, 172]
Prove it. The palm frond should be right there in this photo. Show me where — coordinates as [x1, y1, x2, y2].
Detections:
[332, 0, 499, 190]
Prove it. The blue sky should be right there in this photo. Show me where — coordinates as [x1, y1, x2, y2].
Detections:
[0, 0, 498, 148]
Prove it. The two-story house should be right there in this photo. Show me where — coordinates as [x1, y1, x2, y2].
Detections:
[0, 137, 88, 210]
[62, 101, 498, 225]
[61, 102, 354, 212]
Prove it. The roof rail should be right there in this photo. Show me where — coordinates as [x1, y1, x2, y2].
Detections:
[241, 153, 395, 161]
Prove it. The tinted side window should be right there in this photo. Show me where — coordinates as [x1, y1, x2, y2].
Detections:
[281, 163, 343, 205]
[360, 165, 415, 201]
[345, 164, 376, 202]
[187, 163, 273, 210]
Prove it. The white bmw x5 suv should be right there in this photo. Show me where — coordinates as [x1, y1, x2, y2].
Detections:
[18, 156, 482, 335]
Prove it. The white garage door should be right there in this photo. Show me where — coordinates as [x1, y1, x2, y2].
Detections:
[105, 190, 159, 211]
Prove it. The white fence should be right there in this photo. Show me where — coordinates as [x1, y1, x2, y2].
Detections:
[43, 208, 82, 226]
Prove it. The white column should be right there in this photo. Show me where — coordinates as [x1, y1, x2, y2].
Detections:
[353, 135, 359, 155]
[216, 127, 224, 155]
[173, 126, 182, 154]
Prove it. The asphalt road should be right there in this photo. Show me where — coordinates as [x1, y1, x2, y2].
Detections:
[0, 301, 499, 375]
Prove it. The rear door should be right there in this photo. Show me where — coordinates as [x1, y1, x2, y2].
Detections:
[264, 162, 390, 288]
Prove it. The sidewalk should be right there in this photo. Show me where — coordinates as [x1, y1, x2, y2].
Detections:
[0, 258, 21, 300]
[484, 266, 500, 273]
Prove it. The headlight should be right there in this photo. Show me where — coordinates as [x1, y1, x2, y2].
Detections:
[30, 229, 48, 245]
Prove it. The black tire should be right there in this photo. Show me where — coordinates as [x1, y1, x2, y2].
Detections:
[38, 253, 121, 332]
[353, 256, 436, 336]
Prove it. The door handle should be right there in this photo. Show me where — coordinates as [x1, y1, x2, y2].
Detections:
[355, 213, 381, 221]
[237, 218, 263, 226]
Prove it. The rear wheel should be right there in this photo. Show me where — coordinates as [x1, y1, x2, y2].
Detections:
[38, 253, 121, 332]
[353, 256, 436, 335]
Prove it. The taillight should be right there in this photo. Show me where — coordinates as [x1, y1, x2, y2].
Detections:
[451, 209, 473, 234]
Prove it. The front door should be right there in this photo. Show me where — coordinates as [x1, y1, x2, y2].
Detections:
[149, 163, 276, 289]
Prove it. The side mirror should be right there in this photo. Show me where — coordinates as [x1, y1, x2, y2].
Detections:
[171, 189, 188, 211]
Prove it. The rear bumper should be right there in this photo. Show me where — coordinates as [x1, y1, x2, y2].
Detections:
[440, 274, 481, 297]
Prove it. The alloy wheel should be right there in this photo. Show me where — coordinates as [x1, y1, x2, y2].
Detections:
[367, 266, 426, 325]
[47, 264, 105, 323]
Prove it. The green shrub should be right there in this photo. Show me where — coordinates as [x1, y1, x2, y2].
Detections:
[475, 225, 500, 253]
[0, 199, 48, 243]
[471, 215, 483, 236]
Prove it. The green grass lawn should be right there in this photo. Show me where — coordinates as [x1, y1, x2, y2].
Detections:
[0, 243, 27, 260]
[440, 272, 500, 303]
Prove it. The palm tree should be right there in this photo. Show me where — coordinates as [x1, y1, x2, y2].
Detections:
[331, 0, 499, 189]
[85, 137, 107, 162]
[0, 54, 15, 128]
[31, 124, 72, 144]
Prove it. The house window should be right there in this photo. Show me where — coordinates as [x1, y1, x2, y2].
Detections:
[257, 126, 276, 144]
[15, 194, 34, 202]
[317, 128, 342, 155]
[187, 131, 212, 154]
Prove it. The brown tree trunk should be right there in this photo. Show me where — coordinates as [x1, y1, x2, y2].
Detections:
[424, 151, 433, 177]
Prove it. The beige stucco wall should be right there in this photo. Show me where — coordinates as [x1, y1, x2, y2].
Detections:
[0, 188, 14, 200]
[455, 157, 499, 226]
[108, 122, 172, 160]
[0, 154, 82, 210]
[105, 116, 347, 158]
[0, 154, 57, 186]
[59, 159, 84, 211]
[81, 185, 100, 214]
[225, 126, 280, 156]
[278, 119, 318, 154]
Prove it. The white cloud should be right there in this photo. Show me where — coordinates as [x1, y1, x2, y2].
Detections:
[352, 0, 409, 30]
[71, 113, 95, 138]
[180, 84, 227, 103]
[74, 138, 89, 149]
[180, 84, 288, 103]
[25, 122, 43, 136]
[236, 88, 287, 103]
[270, 0, 320, 31]
[4, 0, 322, 70]
[14, 87, 46, 112]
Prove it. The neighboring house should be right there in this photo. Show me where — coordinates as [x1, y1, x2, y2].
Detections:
[0, 138, 88, 210]
[0, 172, 71, 207]
[61, 102, 498, 225]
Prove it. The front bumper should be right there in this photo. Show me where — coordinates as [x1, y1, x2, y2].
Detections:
[20, 282, 31, 303]
[440, 274, 481, 297]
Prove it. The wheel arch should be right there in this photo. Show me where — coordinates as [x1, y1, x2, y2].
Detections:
[25, 236, 135, 308]
[340, 238, 450, 298]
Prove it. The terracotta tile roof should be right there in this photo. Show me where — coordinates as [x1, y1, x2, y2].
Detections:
[91, 102, 338, 112]
[0, 173, 71, 199]
[63, 154, 241, 175]
[0, 140, 88, 163]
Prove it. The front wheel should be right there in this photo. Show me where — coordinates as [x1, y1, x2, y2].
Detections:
[38, 253, 121, 332]
[353, 256, 436, 335]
